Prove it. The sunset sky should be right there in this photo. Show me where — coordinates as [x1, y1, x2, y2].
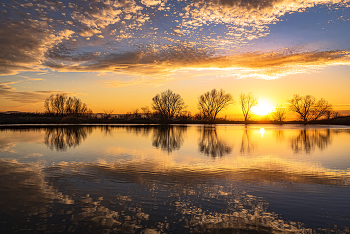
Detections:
[1, 0, 350, 119]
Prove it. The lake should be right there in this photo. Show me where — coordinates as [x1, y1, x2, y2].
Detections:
[0, 124, 349, 233]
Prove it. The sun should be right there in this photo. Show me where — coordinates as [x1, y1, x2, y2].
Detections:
[252, 99, 275, 116]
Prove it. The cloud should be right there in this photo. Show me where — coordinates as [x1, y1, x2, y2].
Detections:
[0, 82, 59, 104]
[0, 21, 47, 75]
[18, 76, 44, 81]
[78, 28, 101, 37]
[28, 78, 45, 81]
[104, 77, 172, 87]
[45, 47, 350, 79]
[0, 0, 349, 78]
[69, 0, 144, 38]
[174, 0, 350, 50]
[0, 17, 74, 75]
[141, 0, 162, 7]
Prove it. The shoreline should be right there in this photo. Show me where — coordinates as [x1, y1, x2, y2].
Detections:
[1, 113, 350, 126]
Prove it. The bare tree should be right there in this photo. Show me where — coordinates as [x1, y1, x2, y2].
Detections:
[65, 97, 74, 114]
[44, 98, 51, 114]
[288, 94, 315, 122]
[45, 94, 67, 115]
[152, 89, 186, 119]
[101, 109, 114, 119]
[325, 110, 332, 120]
[197, 89, 234, 121]
[72, 98, 83, 115]
[325, 110, 340, 119]
[141, 106, 152, 119]
[239, 92, 258, 121]
[272, 104, 287, 122]
[178, 110, 192, 120]
[332, 111, 340, 118]
[132, 108, 141, 119]
[288, 94, 332, 122]
[44, 94, 92, 116]
[309, 98, 333, 121]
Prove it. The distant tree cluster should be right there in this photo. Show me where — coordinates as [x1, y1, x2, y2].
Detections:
[272, 104, 287, 122]
[287, 94, 335, 122]
[44, 94, 92, 116]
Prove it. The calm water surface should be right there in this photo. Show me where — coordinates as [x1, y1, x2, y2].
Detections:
[0, 124, 350, 233]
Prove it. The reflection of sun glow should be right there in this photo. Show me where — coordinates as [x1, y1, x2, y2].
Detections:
[252, 99, 275, 116]
[260, 128, 265, 137]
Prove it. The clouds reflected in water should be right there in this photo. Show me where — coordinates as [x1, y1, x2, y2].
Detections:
[1, 126, 350, 233]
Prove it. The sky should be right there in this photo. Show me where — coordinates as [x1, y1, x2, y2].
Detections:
[0, 0, 350, 119]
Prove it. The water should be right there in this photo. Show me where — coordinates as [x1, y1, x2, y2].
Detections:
[0, 124, 349, 233]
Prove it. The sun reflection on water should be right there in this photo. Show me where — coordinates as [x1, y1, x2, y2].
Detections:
[260, 128, 265, 137]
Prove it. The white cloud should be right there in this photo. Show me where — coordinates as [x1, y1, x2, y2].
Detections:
[141, 0, 162, 7]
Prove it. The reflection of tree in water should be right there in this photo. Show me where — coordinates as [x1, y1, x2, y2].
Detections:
[100, 125, 113, 136]
[125, 125, 152, 137]
[152, 126, 186, 153]
[240, 129, 256, 155]
[290, 129, 331, 154]
[198, 127, 232, 158]
[44, 127, 92, 151]
[274, 130, 285, 142]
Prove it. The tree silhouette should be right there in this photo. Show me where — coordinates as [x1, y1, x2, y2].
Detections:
[197, 89, 234, 121]
[288, 94, 332, 122]
[239, 92, 258, 121]
[141, 106, 152, 119]
[44, 93, 66, 115]
[272, 104, 287, 121]
[152, 89, 186, 119]
[325, 110, 340, 120]
[101, 109, 114, 119]
[44, 94, 92, 116]
[309, 98, 333, 121]
[198, 127, 232, 158]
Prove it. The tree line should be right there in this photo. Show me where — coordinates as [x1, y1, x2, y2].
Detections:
[44, 94, 92, 116]
[44, 90, 339, 122]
